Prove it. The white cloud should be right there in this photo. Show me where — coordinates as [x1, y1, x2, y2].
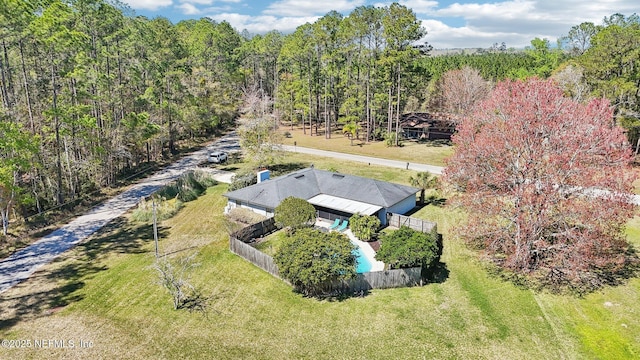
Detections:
[179, 0, 214, 4]
[421, 19, 533, 49]
[425, 0, 640, 48]
[436, 0, 536, 20]
[263, 0, 366, 17]
[398, 0, 438, 14]
[208, 13, 319, 33]
[123, 0, 173, 11]
[177, 3, 201, 15]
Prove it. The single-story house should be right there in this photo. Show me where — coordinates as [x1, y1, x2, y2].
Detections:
[400, 112, 458, 140]
[223, 168, 419, 226]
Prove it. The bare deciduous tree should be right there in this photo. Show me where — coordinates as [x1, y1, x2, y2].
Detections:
[238, 86, 283, 167]
[551, 64, 591, 102]
[154, 253, 208, 311]
[434, 66, 490, 119]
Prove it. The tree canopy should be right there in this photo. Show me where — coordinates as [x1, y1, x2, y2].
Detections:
[375, 226, 439, 269]
[444, 78, 637, 292]
[409, 171, 439, 205]
[349, 213, 381, 241]
[273, 228, 357, 296]
[274, 197, 316, 230]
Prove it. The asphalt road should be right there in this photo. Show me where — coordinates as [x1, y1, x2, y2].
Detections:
[0, 132, 238, 293]
[282, 145, 445, 174]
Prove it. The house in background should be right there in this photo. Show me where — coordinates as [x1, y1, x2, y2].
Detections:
[400, 112, 458, 141]
[223, 168, 418, 226]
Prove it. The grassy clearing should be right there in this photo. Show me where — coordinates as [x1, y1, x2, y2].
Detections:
[281, 127, 454, 166]
[0, 156, 639, 359]
[254, 231, 288, 257]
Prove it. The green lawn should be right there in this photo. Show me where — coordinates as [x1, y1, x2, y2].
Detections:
[254, 230, 288, 257]
[281, 127, 454, 166]
[1, 156, 639, 359]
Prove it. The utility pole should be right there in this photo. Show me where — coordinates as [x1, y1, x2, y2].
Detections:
[396, 63, 401, 147]
[153, 198, 158, 258]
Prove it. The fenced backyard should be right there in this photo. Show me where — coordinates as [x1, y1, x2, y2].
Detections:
[230, 236, 281, 278]
[229, 217, 428, 293]
[387, 213, 437, 233]
[231, 218, 278, 242]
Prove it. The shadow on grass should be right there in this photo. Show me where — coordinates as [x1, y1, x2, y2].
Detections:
[294, 288, 372, 302]
[269, 162, 308, 176]
[424, 261, 450, 284]
[419, 139, 452, 147]
[484, 242, 640, 296]
[425, 195, 447, 207]
[320, 289, 372, 302]
[0, 216, 168, 331]
[220, 165, 240, 172]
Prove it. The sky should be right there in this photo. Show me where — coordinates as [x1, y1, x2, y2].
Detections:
[120, 0, 639, 49]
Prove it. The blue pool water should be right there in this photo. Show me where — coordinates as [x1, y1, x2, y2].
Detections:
[354, 246, 372, 273]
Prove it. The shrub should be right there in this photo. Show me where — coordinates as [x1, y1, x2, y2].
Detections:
[224, 151, 243, 165]
[376, 226, 438, 269]
[131, 197, 183, 223]
[274, 197, 316, 230]
[384, 131, 403, 147]
[349, 213, 381, 241]
[274, 228, 357, 296]
[371, 128, 386, 141]
[192, 170, 219, 188]
[227, 207, 267, 224]
[175, 172, 206, 202]
[132, 171, 215, 223]
[155, 171, 217, 202]
[228, 169, 257, 191]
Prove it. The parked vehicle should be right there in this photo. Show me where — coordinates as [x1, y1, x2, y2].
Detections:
[207, 151, 228, 163]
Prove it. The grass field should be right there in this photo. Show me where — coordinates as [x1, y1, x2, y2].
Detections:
[1, 155, 639, 359]
[280, 127, 454, 166]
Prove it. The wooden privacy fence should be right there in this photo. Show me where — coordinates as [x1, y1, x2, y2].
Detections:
[229, 218, 427, 293]
[387, 213, 437, 233]
[229, 236, 280, 278]
[332, 267, 423, 293]
[230, 233, 421, 292]
[232, 218, 277, 242]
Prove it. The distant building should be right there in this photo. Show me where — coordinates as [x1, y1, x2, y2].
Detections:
[400, 112, 458, 141]
[223, 168, 418, 226]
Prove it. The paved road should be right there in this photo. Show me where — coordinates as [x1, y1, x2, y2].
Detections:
[0, 133, 238, 293]
[282, 145, 445, 174]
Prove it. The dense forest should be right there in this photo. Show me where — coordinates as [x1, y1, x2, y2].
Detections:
[0, 0, 639, 235]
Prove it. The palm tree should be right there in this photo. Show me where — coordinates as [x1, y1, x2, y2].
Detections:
[409, 171, 438, 205]
[342, 121, 360, 146]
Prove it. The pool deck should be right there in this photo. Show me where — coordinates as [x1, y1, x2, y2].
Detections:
[315, 219, 385, 272]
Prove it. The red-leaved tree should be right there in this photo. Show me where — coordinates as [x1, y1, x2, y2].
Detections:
[445, 78, 638, 292]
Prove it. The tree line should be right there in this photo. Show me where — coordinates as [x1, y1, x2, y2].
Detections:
[0, 0, 244, 234]
[0, 0, 638, 236]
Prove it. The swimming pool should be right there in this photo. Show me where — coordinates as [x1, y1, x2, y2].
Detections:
[354, 246, 372, 273]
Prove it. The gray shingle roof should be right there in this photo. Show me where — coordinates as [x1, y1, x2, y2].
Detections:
[223, 168, 418, 210]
